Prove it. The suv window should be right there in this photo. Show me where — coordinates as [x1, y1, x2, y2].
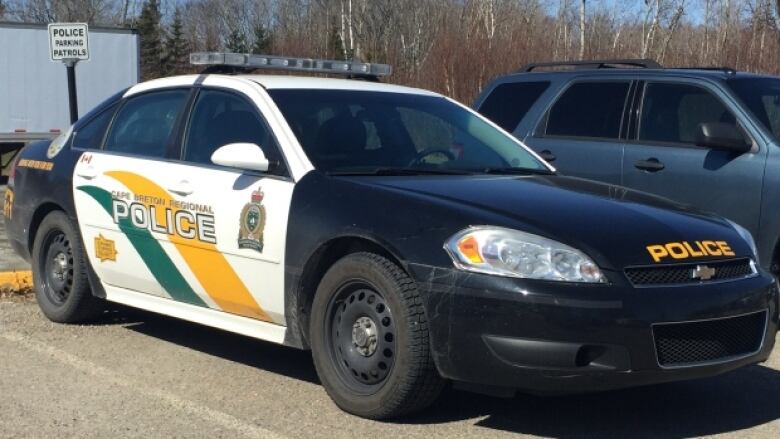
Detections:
[72, 104, 117, 150]
[105, 89, 189, 157]
[477, 82, 550, 132]
[639, 82, 736, 145]
[183, 89, 283, 169]
[544, 81, 629, 139]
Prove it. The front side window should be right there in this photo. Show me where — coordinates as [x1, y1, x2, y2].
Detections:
[267, 89, 549, 175]
[639, 82, 737, 145]
[183, 89, 282, 170]
[105, 89, 189, 157]
[72, 104, 117, 150]
[727, 78, 780, 141]
[544, 81, 630, 139]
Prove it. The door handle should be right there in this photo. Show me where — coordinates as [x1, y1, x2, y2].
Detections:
[76, 166, 97, 180]
[168, 180, 193, 196]
[539, 149, 557, 162]
[634, 158, 665, 172]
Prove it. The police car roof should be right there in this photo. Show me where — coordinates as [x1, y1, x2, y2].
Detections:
[124, 74, 438, 98]
[245, 74, 438, 95]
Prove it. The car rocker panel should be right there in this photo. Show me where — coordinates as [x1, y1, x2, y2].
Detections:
[3, 53, 778, 419]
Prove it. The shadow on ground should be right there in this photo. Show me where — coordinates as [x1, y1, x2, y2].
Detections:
[92, 305, 320, 385]
[92, 305, 780, 437]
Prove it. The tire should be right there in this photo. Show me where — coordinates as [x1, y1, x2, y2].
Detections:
[31, 211, 103, 323]
[310, 252, 445, 419]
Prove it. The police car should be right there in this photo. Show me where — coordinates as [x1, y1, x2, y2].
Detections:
[3, 53, 778, 419]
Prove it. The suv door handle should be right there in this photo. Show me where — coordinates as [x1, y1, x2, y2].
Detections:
[539, 150, 556, 162]
[634, 158, 665, 172]
[76, 166, 97, 180]
[168, 180, 193, 196]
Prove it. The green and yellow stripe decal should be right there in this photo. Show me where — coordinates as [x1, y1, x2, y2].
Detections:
[77, 185, 207, 307]
[77, 171, 271, 322]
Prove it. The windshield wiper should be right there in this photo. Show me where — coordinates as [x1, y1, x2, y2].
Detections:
[479, 167, 555, 176]
[328, 167, 474, 176]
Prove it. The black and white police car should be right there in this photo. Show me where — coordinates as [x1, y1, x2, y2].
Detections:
[4, 52, 778, 419]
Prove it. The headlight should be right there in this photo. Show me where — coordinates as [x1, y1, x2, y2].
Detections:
[444, 226, 606, 283]
[727, 220, 758, 262]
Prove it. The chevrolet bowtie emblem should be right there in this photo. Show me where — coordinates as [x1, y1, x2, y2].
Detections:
[692, 265, 716, 281]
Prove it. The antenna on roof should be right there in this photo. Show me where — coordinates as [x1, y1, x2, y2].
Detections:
[190, 52, 392, 80]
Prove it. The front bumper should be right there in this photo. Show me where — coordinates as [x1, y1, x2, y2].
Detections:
[409, 263, 779, 395]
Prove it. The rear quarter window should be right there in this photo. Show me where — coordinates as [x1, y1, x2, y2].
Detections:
[477, 81, 550, 133]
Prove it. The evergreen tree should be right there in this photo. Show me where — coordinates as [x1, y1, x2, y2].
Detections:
[137, 0, 164, 80]
[251, 23, 272, 54]
[0, 1, 6, 19]
[226, 28, 249, 53]
[164, 7, 189, 75]
[328, 26, 348, 60]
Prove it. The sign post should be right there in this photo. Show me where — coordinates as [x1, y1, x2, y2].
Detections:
[48, 23, 90, 124]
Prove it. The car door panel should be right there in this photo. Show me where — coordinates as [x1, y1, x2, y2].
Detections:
[622, 81, 767, 235]
[524, 80, 632, 185]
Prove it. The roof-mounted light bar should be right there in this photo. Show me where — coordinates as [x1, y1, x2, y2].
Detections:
[190, 52, 392, 77]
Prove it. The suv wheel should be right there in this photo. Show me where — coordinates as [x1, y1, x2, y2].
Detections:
[31, 211, 103, 323]
[310, 252, 444, 419]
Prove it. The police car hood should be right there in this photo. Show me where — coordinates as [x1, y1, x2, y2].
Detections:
[355, 174, 751, 268]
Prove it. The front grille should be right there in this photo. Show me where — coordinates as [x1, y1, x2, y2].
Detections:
[625, 258, 755, 287]
[653, 310, 767, 367]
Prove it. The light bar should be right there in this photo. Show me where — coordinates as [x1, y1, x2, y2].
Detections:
[190, 52, 392, 77]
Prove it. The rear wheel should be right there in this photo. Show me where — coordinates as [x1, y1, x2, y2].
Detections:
[310, 252, 444, 419]
[31, 211, 103, 323]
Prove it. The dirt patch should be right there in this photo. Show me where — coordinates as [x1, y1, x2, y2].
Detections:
[0, 285, 33, 301]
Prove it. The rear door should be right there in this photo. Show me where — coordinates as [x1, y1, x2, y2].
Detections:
[621, 80, 766, 234]
[73, 87, 197, 301]
[523, 80, 633, 185]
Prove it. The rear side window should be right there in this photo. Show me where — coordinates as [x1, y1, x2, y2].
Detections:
[477, 81, 550, 132]
[639, 82, 737, 145]
[544, 81, 630, 139]
[72, 104, 116, 150]
[105, 89, 189, 157]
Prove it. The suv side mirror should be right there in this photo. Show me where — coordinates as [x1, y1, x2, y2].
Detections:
[211, 143, 270, 172]
[695, 123, 752, 154]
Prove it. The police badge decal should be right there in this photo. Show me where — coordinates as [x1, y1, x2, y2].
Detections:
[238, 187, 266, 252]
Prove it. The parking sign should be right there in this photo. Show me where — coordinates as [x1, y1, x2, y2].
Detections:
[48, 23, 89, 61]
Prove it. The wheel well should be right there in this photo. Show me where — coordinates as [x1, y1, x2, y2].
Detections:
[27, 202, 64, 253]
[295, 237, 405, 348]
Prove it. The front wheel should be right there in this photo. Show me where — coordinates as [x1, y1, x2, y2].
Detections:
[310, 252, 445, 419]
[31, 211, 103, 323]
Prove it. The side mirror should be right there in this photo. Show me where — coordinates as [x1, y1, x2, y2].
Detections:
[695, 122, 752, 154]
[211, 143, 270, 172]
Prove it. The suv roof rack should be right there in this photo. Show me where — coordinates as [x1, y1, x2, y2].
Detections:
[190, 52, 392, 81]
[669, 66, 737, 75]
[519, 59, 662, 72]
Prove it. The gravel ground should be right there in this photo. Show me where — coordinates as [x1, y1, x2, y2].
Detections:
[1, 299, 780, 439]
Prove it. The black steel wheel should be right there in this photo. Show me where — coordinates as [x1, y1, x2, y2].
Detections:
[326, 281, 396, 393]
[310, 252, 444, 419]
[39, 230, 75, 306]
[32, 211, 103, 323]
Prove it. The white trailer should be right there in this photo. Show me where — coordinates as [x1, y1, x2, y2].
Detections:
[0, 21, 139, 174]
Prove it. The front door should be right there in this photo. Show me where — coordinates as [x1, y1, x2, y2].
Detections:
[621, 81, 767, 235]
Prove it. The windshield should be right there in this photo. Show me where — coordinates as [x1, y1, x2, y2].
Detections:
[727, 78, 780, 140]
[267, 89, 550, 175]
